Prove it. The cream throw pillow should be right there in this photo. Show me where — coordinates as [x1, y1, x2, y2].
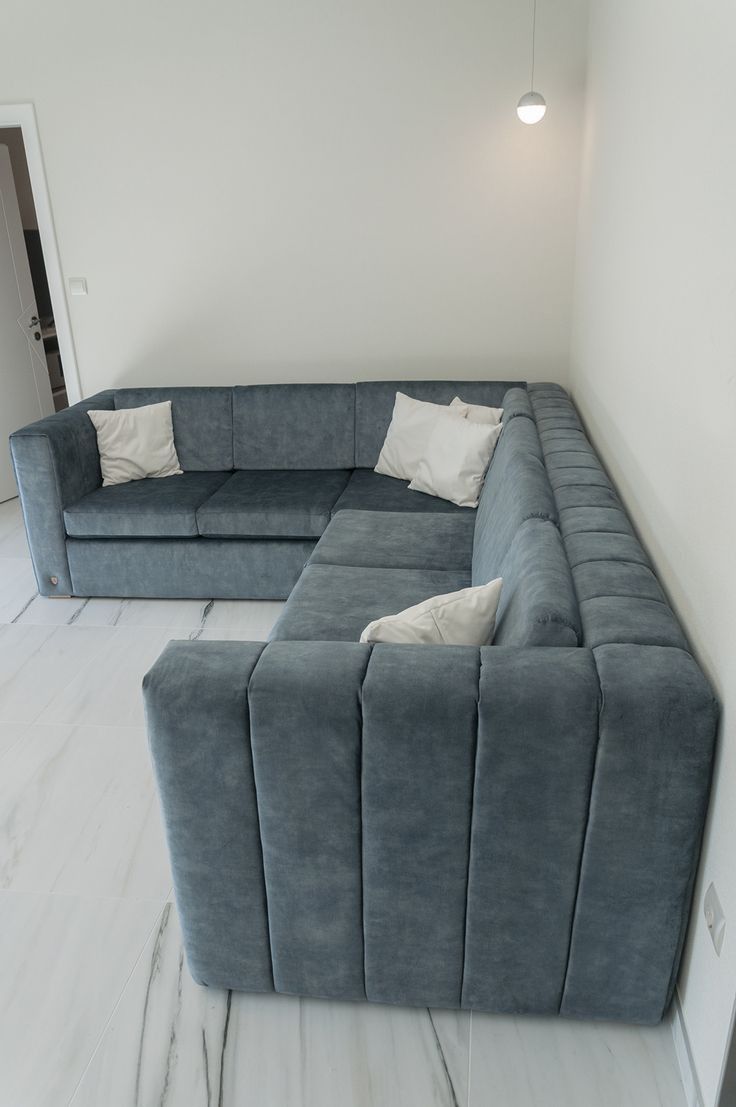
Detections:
[374, 392, 464, 481]
[88, 401, 182, 487]
[450, 396, 504, 425]
[360, 578, 503, 646]
[409, 412, 503, 507]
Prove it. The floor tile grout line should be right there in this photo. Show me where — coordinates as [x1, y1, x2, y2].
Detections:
[0, 888, 171, 906]
[64, 899, 170, 1107]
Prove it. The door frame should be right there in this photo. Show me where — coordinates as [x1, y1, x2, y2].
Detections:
[0, 102, 82, 404]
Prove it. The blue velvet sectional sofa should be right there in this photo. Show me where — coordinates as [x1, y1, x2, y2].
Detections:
[11, 380, 718, 1023]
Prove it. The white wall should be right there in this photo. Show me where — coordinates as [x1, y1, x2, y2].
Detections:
[0, 0, 587, 396]
[570, 3, 736, 1104]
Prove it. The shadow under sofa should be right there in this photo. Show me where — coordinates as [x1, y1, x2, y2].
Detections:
[10, 379, 719, 1024]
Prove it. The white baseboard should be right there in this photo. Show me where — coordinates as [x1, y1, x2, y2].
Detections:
[671, 992, 705, 1107]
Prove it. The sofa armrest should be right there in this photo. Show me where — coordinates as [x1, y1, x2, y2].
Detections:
[9, 392, 114, 595]
[562, 644, 718, 1022]
[143, 638, 717, 1020]
[144, 640, 599, 1007]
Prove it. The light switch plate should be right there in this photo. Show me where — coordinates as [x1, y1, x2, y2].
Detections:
[704, 882, 726, 956]
[68, 277, 88, 296]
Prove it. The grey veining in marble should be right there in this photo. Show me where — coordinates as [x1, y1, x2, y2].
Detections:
[0, 891, 163, 1107]
[70, 903, 470, 1107]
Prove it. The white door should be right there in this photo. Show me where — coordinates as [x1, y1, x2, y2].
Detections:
[0, 143, 54, 501]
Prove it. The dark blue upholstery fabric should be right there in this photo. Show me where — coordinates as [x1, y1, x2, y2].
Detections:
[354, 379, 523, 468]
[565, 530, 652, 570]
[309, 510, 476, 572]
[269, 564, 471, 642]
[10, 391, 115, 594]
[248, 641, 370, 1000]
[233, 384, 356, 469]
[579, 596, 688, 650]
[362, 644, 480, 1006]
[332, 468, 472, 515]
[114, 387, 233, 470]
[196, 470, 350, 537]
[572, 559, 667, 605]
[528, 388, 690, 652]
[559, 505, 635, 539]
[462, 648, 600, 1012]
[493, 519, 581, 647]
[562, 645, 718, 1023]
[500, 387, 535, 422]
[143, 640, 273, 991]
[471, 419, 557, 587]
[68, 537, 313, 599]
[64, 472, 231, 538]
[554, 483, 622, 511]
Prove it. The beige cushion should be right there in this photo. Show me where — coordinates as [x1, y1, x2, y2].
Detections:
[374, 392, 463, 481]
[409, 412, 503, 507]
[88, 401, 182, 487]
[450, 396, 504, 425]
[360, 578, 503, 646]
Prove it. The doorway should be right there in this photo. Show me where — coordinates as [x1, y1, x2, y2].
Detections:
[0, 104, 81, 503]
[0, 126, 67, 412]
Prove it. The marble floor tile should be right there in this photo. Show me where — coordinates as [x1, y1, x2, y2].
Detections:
[0, 497, 29, 559]
[70, 902, 470, 1107]
[0, 556, 38, 622]
[0, 721, 29, 761]
[13, 593, 90, 627]
[0, 624, 114, 723]
[0, 892, 164, 1107]
[468, 1010, 687, 1107]
[36, 626, 177, 728]
[198, 598, 285, 639]
[0, 724, 170, 900]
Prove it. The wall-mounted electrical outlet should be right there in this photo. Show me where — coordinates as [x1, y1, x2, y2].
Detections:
[704, 882, 726, 956]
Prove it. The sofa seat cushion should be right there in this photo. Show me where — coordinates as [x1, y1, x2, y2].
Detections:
[310, 510, 476, 572]
[64, 471, 231, 538]
[332, 469, 473, 516]
[269, 564, 471, 642]
[197, 470, 351, 538]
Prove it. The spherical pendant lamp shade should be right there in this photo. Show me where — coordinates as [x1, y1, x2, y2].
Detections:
[517, 0, 546, 124]
[517, 90, 547, 125]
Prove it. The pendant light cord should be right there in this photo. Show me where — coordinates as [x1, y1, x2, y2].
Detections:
[531, 0, 537, 91]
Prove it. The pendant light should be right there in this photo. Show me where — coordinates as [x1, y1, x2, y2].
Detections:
[517, 0, 546, 124]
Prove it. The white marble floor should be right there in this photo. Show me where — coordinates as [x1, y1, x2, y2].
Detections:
[0, 496, 687, 1107]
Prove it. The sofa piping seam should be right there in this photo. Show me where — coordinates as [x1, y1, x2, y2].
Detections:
[558, 651, 604, 1014]
[458, 648, 482, 1008]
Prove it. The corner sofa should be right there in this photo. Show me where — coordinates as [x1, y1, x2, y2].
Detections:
[11, 381, 718, 1023]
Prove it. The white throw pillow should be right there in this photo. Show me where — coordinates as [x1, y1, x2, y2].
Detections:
[360, 578, 503, 646]
[408, 411, 503, 507]
[450, 396, 504, 425]
[88, 401, 183, 487]
[374, 392, 464, 481]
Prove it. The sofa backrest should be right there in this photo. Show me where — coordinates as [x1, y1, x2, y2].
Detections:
[471, 404, 557, 586]
[528, 384, 689, 651]
[354, 380, 522, 469]
[114, 387, 233, 470]
[233, 384, 355, 469]
[493, 518, 581, 647]
[470, 397, 579, 648]
[529, 385, 690, 650]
